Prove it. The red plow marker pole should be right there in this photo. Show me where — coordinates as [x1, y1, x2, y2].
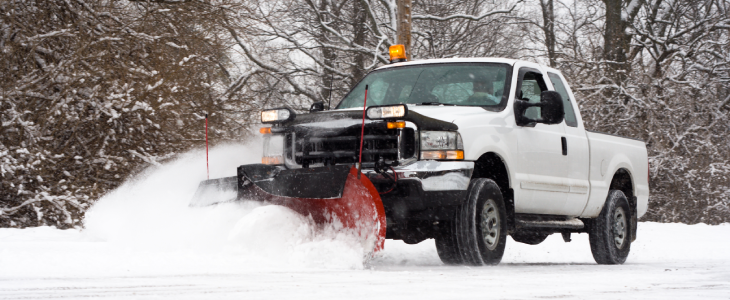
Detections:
[358, 85, 369, 179]
[205, 113, 209, 180]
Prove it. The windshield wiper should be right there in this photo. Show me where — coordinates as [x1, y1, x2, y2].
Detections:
[415, 102, 456, 106]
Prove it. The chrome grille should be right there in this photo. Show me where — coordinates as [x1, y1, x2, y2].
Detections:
[285, 126, 416, 168]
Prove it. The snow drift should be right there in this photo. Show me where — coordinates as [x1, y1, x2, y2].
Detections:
[83, 142, 367, 270]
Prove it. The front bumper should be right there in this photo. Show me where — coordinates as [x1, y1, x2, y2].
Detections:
[364, 161, 474, 191]
[364, 161, 474, 222]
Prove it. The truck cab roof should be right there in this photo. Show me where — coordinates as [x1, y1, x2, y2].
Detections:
[376, 57, 520, 71]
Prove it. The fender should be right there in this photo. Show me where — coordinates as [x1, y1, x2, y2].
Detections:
[582, 153, 635, 218]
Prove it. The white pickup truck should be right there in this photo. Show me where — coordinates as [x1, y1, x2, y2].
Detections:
[260, 58, 649, 265]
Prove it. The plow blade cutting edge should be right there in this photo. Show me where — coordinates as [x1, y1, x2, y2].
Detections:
[190, 164, 386, 252]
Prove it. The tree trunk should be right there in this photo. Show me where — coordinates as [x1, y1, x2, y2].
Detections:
[351, 0, 369, 87]
[396, 0, 412, 57]
[603, 0, 631, 82]
[318, 0, 337, 107]
[540, 0, 556, 67]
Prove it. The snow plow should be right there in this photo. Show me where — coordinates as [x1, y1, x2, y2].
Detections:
[190, 164, 386, 252]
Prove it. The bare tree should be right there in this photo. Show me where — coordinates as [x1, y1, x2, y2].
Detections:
[220, 0, 523, 111]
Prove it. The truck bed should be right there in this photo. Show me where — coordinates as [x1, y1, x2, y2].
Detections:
[583, 130, 649, 218]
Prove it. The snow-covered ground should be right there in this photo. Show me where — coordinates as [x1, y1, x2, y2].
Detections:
[1, 144, 729, 299]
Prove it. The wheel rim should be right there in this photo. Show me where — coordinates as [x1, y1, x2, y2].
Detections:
[480, 199, 500, 250]
[613, 206, 627, 249]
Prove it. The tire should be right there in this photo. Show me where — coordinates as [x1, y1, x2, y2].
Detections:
[435, 220, 463, 265]
[455, 178, 507, 265]
[589, 190, 632, 264]
[511, 230, 550, 245]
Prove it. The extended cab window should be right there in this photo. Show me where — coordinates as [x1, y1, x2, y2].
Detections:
[337, 63, 511, 110]
[517, 70, 549, 120]
[547, 73, 578, 127]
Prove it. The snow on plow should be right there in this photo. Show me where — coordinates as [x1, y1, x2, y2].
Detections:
[190, 164, 386, 253]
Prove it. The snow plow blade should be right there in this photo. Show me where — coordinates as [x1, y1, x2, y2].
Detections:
[191, 164, 386, 252]
[189, 176, 239, 207]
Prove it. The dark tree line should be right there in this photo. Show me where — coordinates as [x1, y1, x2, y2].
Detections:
[1, 0, 728, 227]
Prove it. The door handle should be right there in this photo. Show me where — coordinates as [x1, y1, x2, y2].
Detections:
[561, 137, 567, 155]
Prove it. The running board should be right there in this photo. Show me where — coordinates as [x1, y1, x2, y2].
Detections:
[515, 217, 585, 230]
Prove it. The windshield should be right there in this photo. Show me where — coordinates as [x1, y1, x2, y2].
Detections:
[337, 63, 512, 110]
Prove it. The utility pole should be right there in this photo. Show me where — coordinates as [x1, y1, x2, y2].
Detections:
[396, 0, 412, 58]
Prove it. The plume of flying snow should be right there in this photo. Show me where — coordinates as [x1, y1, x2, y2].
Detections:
[83, 142, 367, 270]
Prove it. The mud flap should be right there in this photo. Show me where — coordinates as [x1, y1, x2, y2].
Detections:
[631, 196, 638, 242]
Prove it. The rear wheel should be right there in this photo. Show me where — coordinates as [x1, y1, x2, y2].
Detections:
[589, 190, 632, 264]
[455, 178, 507, 265]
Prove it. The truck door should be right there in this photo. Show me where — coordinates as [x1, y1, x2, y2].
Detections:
[547, 71, 591, 216]
[512, 66, 570, 215]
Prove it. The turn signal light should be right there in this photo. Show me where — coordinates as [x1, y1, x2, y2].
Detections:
[259, 127, 272, 134]
[387, 121, 406, 129]
[421, 150, 464, 160]
[389, 44, 407, 63]
[262, 156, 283, 165]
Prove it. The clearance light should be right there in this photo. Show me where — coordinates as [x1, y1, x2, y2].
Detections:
[261, 108, 294, 124]
[259, 127, 272, 134]
[421, 150, 464, 160]
[367, 104, 407, 119]
[262, 156, 283, 165]
[389, 44, 407, 63]
[387, 121, 406, 129]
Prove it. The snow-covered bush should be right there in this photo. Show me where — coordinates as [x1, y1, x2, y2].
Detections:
[0, 0, 247, 228]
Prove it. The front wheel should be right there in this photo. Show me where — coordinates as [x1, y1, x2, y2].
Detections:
[589, 190, 632, 264]
[455, 178, 507, 265]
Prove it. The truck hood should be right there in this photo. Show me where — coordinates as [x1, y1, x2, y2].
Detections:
[405, 105, 490, 124]
[332, 105, 491, 129]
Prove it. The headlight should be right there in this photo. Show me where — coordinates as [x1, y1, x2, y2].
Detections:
[420, 131, 464, 160]
[261, 108, 294, 124]
[421, 131, 463, 150]
[366, 104, 407, 119]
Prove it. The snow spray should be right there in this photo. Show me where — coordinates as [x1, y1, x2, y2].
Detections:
[83, 142, 368, 270]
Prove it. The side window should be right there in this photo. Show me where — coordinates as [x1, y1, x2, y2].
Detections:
[518, 70, 548, 120]
[548, 73, 578, 127]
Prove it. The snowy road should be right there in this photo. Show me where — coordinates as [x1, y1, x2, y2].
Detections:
[1, 145, 728, 299]
[1, 222, 729, 300]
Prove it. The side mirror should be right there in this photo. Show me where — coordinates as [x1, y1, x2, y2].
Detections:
[309, 101, 325, 113]
[514, 91, 565, 126]
[539, 91, 565, 124]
